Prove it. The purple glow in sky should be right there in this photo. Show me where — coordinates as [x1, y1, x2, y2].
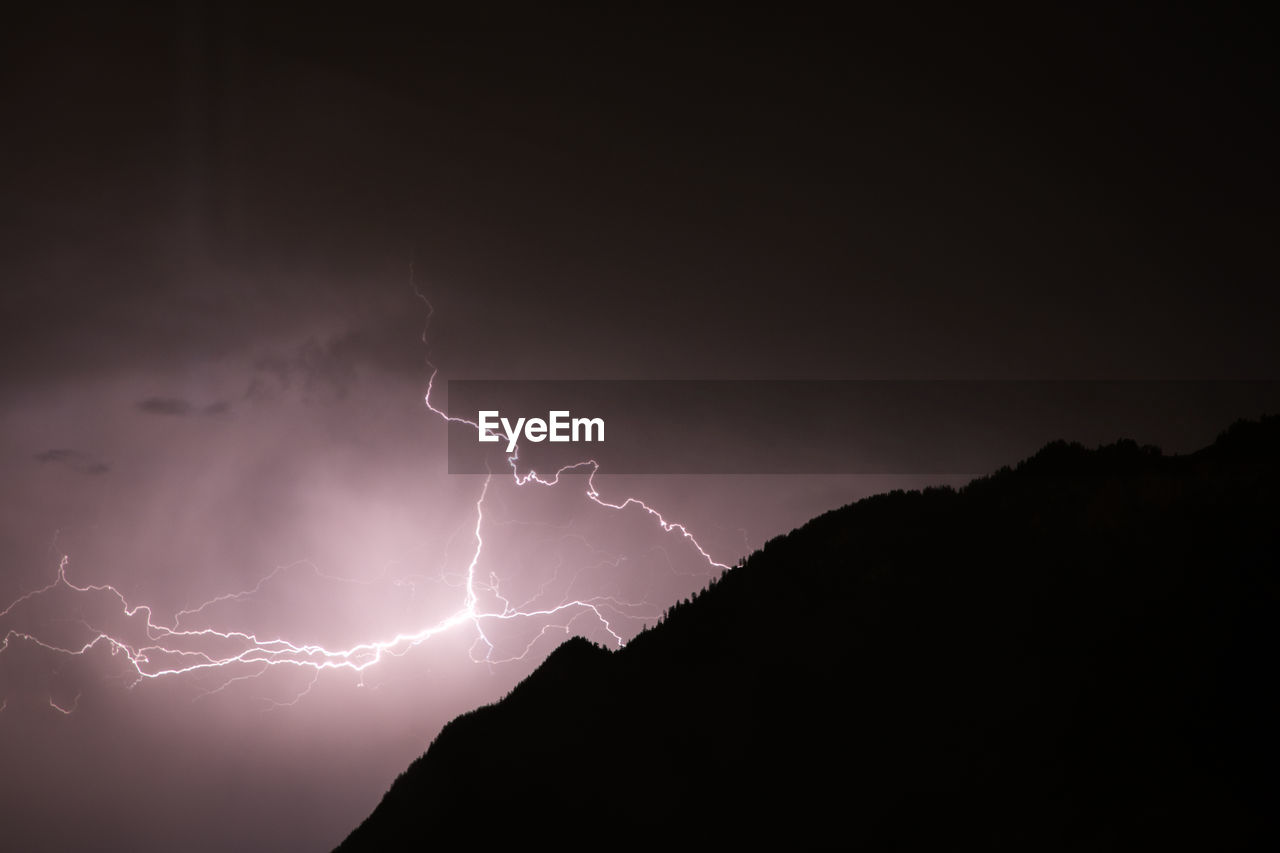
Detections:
[0, 284, 928, 850]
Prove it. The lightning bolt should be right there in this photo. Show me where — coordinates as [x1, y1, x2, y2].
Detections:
[0, 287, 732, 714]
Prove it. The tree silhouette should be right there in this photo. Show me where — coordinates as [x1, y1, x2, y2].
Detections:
[338, 416, 1280, 851]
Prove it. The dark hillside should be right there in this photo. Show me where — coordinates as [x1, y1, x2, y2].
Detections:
[338, 418, 1279, 850]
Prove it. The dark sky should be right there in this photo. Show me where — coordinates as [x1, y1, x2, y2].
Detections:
[6, 4, 1277, 385]
[1, 5, 1277, 851]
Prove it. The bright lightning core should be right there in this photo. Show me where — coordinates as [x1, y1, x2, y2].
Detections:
[0, 305, 732, 713]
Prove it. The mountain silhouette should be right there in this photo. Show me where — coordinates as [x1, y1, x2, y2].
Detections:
[336, 418, 1278, 850]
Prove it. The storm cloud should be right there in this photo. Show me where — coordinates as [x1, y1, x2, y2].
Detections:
[137, 397, 195, 416]
[33, 448, 110, 475]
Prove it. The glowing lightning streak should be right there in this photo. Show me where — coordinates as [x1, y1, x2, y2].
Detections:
[423, 371, 730, 572]
[0, 293, 731, 712]
[48, 693, 80, 715]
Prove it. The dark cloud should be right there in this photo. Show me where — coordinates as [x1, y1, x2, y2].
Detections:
[33, 448, 110, 475]
[136, 397, 233, 417]
[137, 397, 194, 416]
[34, 449, 80, 463]
[242, 313, 429, 404]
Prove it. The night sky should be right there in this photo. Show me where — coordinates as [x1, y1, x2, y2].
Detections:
[2, 5, 1277, 851]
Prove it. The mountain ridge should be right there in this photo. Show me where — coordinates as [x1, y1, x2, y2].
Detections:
[337, 417, 1278, 850]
